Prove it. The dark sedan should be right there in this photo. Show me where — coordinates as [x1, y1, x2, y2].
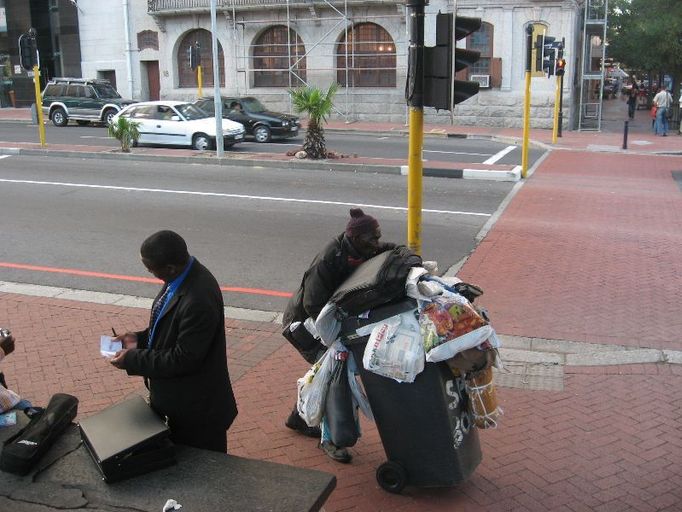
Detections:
[193, 96, 300, 143]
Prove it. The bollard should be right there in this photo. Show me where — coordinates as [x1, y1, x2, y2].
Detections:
[622, 120, 629, 150]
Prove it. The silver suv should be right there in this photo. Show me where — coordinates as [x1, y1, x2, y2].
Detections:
[41, 78, 136, 127]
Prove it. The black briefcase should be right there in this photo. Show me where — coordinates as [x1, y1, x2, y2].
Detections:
[79, 395, 176, 483]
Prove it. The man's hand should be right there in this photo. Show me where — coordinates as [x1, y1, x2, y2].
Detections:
[110, 348, 130, 369]
[114, 332, 138, 350]
[0, 334, 15, 357]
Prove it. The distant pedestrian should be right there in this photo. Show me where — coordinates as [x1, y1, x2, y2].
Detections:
[626, 80, 638, 120]
[652, 85, 673, 136]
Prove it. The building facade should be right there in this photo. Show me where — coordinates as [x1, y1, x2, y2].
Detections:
[26, 0, 583, 128]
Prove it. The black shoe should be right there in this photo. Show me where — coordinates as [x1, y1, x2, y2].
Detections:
[285, 411, 322, 438]
[320, 441, 352, 463]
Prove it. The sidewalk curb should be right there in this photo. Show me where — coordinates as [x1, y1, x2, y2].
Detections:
[0, 146, 521, 182]
[2, 280, 679, 367]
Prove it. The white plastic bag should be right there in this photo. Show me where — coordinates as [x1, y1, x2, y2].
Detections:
[296, 349, 335, 427]
[424, 325, 493, 363]
[362, 311, 425, 383]
[315, 302, 342, 346]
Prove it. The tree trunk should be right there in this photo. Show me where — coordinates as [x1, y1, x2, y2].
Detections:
[303, 120, 327, 159]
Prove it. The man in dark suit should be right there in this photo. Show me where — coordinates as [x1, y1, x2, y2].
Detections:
[111, 230, 237, 453]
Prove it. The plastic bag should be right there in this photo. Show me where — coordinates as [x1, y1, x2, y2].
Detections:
[347, 352, 373, 421]
[363, 311, 425, 383]
[324, 355, 359, 447]
[315, 302, 342, 347]
[296, 349, 334, 427]
[419, 293, 492, 363]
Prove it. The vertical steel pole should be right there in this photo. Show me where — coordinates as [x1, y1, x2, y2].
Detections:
[197, 64, 203, 98]
[211, 0, 223, 158]
[405, 0, 425, 255]
[558, 73, 565, 137]
[552, 73, 560, 144]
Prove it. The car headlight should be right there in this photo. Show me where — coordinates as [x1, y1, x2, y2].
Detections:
[282, 120, 289, 127]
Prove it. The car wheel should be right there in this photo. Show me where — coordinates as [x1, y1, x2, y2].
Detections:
[254, 125, 271, 143]
[51, 107, 68, 127]
[76, 120, 90, 126]
[103, 109, 117, 126]
[192, 133, 213, 151]
[132, 139, 139, 148]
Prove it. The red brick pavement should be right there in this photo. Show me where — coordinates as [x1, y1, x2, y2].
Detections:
[1, 293, 680, 511]
[459, 151, 682, 351]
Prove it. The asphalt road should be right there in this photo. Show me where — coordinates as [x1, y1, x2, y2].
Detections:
[0, 121, 543, 167]
[0, 154, 514, 312]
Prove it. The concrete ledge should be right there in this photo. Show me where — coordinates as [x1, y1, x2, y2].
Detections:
[566, 349, 665, 366]
[463, 165, 521, 182]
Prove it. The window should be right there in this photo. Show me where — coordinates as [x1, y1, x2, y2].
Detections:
[467, 22, 493, 76]
[530, 23, 549, 77]
[66, 84, 84, 97]
[178, 29, 224, 88]
[336, 23, 396, 88]
[137, 30, 159, 51]
[252, 26, 306, 87]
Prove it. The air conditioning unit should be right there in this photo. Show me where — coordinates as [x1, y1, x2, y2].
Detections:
[470, 74, 491, 88]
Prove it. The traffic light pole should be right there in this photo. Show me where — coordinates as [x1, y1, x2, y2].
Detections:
[405, 0, 425, 255]
[558, 73, 565, 138]
[521, 25, 532, 179]
[32, 64, 45, 147]
[552, 68, 560, 144]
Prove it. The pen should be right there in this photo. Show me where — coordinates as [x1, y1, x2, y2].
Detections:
[111, 327, 118, 337]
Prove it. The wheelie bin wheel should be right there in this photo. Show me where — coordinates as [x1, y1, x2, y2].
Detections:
[376, 461, 408, 494]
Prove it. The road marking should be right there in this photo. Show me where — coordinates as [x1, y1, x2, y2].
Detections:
[424, 149, 492, 157]
[483, 145, 517, 164]
[0, 261, 292, 298]
[0, 155, 10, 160]
[0, 178, 491, 217]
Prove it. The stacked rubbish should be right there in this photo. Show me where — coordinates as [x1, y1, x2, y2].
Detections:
[296, 248, 500, 492]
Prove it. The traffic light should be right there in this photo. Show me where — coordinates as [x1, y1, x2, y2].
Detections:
[19, 32, 38, 71]
[423, 12, 482, 111]
[556, 58, 566, 77]
[188, 43, 201, 70]
[535, 34, 558, 77]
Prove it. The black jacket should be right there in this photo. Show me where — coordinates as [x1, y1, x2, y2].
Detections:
[283, 233, 395, 327]
[124, 259, 238, 434]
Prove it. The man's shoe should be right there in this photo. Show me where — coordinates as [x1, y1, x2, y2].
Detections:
[285, 411, 322, 438]
[320, 441, 352, 463]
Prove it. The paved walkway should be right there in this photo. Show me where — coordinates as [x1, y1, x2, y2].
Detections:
[0, 98, 681, 511]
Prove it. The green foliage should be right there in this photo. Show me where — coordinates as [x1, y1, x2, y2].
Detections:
[608, 0, 682, 78]
[107, 116, 140, 153]
[288, 83, 338, 159]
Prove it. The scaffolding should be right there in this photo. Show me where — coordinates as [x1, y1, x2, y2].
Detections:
[578, 0, 608, 131]
[220, 0, 407, 121]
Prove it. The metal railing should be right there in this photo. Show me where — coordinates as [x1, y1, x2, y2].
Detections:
[148, 0, 378, 12]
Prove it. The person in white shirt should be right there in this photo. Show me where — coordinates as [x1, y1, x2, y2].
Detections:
[652, 85, 673, 136]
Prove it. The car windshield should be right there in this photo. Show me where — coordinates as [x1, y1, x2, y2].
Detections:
[92, 84, 121, 98]
[240, 97, 267, 113]
[175, 103, 208, 120]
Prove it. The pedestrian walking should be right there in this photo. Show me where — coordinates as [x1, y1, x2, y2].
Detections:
[626, 80, 639, 120]
[652, 85, 673, 136]
[282, 208, 397, 463]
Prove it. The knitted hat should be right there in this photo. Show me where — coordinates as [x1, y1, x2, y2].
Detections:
[345, 208, 379, 237]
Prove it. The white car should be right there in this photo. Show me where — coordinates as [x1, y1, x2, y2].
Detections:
[111, 100, 245, 150]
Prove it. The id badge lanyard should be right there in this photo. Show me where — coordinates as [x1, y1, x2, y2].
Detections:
[149, 257, 194, 348]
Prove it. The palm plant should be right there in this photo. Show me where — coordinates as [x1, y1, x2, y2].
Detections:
[289, 83, 338, 159]
[107, 116, 140, 153]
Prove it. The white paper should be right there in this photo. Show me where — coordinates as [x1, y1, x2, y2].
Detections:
[100, 335, 122, 358]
